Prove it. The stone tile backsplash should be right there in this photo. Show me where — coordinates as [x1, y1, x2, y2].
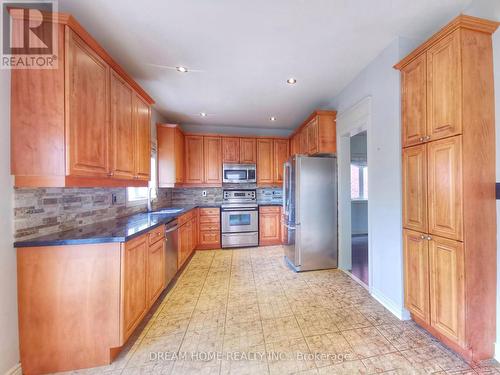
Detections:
[14, 187, 172, 241]
[171, 188, 222, 205]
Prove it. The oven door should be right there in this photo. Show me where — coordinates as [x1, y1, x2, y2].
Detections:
[221, 208, 258, 233]
[223, 168, 248, 183]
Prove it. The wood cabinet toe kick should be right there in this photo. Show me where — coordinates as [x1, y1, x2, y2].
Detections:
[17, 225, 168, 375]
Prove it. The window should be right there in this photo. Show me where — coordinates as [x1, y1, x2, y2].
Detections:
[351, 164, 368, 200]
[126, 156, 157, 204]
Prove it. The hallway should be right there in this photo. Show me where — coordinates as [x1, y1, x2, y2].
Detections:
[68, 247, 499, 375]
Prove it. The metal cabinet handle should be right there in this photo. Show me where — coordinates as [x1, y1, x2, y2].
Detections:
[426, 235, 432, 241]
[418, 137, 424, 142]
[420, 234, 426, 240]
[425, 135, 431, 141]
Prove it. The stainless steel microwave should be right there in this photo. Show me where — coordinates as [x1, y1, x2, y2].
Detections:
[222, 164, 257, 183]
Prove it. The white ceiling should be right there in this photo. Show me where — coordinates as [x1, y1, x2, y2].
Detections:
[59, 0, 473, 134]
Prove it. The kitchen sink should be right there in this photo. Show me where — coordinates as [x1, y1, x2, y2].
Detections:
[149, 208, 184, 215]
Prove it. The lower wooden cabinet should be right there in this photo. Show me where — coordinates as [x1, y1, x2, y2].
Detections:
[259, 206, 281, 246]
[177, 209, 202, 268]
[122, 235, 149, 342]
[147, 238, 166, 307]
[197, 207, 221, 249]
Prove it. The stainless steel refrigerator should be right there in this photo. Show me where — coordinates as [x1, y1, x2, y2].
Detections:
[282, 155, 338, 271]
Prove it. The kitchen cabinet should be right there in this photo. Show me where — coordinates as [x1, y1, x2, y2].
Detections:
[401, 53, 427, 147]
[273, 139, 289, 184]
[177, 209, 200, 267]
[222, 137, 240, 163]
[429, 235, 465, 346]
[396, 15, 498, 362]
[204, 136, 223, 184]
[402, 144, 427, 233]
[110, 71, 135, 180]
[146, 237, 165, 307]
[290, 111, 337, 156]
[197, 208, 221, 250]
[122, 234, 148, 342]
[240, 138, 257, 163]
[185, 135, 204, 184]
[257, 139, 274, 185]
[403, 229, 430, 323]
[157, 124, 184, 187]
[259, 206, 281, 246]
[11, 16, 154, 188]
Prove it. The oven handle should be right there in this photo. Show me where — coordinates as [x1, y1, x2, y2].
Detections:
[222, 208, 258, 212]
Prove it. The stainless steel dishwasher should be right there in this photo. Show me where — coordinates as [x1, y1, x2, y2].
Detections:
[165, 220, 179, 285]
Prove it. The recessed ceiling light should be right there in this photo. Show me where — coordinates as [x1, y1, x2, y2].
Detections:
[270, 116, 277, 121]
[287, 78, 297, 84]
[176, 66, 188, 73]
[200, 112, 207, 117]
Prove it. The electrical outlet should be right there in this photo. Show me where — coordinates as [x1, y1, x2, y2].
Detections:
[111, 193, 118, 205]
[202, 190, 207, 197]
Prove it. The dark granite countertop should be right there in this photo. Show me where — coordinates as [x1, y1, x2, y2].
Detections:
[14, 201, 284, 248]
[14, 205, 199, 248]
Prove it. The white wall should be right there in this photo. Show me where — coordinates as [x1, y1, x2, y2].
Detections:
[331, 37, 417, 318]
[0, 71, 20, 373]
[463, 0, 500, 360]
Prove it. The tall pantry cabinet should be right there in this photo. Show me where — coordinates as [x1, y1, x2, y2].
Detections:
[395, 15, 498, 362]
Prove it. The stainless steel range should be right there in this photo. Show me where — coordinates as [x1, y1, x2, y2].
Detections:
[221, 189, 259, 248]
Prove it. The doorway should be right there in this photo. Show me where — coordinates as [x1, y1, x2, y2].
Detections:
[350, 132, 368, 285]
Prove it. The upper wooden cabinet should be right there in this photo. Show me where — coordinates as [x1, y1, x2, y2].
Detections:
[290, 111, 337, 156]
[157, 124, 184, 187]
[273, 139, 289, 184]
[184, 135, 204, 184]
[240, 138, 257, 163]
[204, 137, 222, 184]
[401, 54, 427, 147]
[11, 15, 154, 188]
[396, 15, 498, 362]
[222, 137, 240, 163]
[257, 139, 274, 185]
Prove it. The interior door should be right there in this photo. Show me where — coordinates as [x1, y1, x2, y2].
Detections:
[401, 53, 427, 147]
[402, 144, 427, 233]
[429, 235, 465, 346]
[427, 31, 462, 141]
[110, 71, 135, 179]
[403, 229, 430, 323]
[133, 94, 151, 181]
[427, 136, 463, 241]
[66, 29, 110, 177]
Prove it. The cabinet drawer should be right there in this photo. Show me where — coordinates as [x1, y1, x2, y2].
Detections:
[178, 210, 195, 226]
[148, 225, 165, 246]
[199, 207, 220, 216]
[199, 215, 220, 224]
[199, 231, 220, 246]
[260, 206, 281, 214]
[200, 222, 220, 231]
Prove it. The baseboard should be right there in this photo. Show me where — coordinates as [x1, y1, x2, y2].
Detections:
[370, 287, 410, 321]
[4, 363, 22, 375]
[341, 268, 368, 291]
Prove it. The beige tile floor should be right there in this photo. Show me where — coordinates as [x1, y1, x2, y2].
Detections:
[58, 246, 500, 375]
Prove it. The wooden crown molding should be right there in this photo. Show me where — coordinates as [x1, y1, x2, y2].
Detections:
[9, 8, 155, 104]
[394, 14, 500, 70]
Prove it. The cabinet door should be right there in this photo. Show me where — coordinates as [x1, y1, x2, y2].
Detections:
[204, 136, 222, 184]
[427, 31, 462, 141]
[240, 138, 257, 163]
[174, 128, 185, 183]
[147, 239, 165, 307]
[273, 139, 289, 184]
[259, 207, 281, 245]
[427, 136, 463, 241]
[429, 235, 465, 346]
[192, 213, 198, 250]
[157, 126, 175, 187]
[184, 136, 204, 184]
[222, 137, 240, 163]
[177, 223, 189, 268]
[122, 236, 148, 341]
[133, 94, 151, 181]
[66, 30, 109, 177]
[307, 118, 319, 154]
[403, 229, 430, 323]
[402, 53, 427, 147]
[257, 139, 274, 185]
[300, 129, 308, 155]
[402, 144, 427, 233]
[110, 71, 135, 179]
